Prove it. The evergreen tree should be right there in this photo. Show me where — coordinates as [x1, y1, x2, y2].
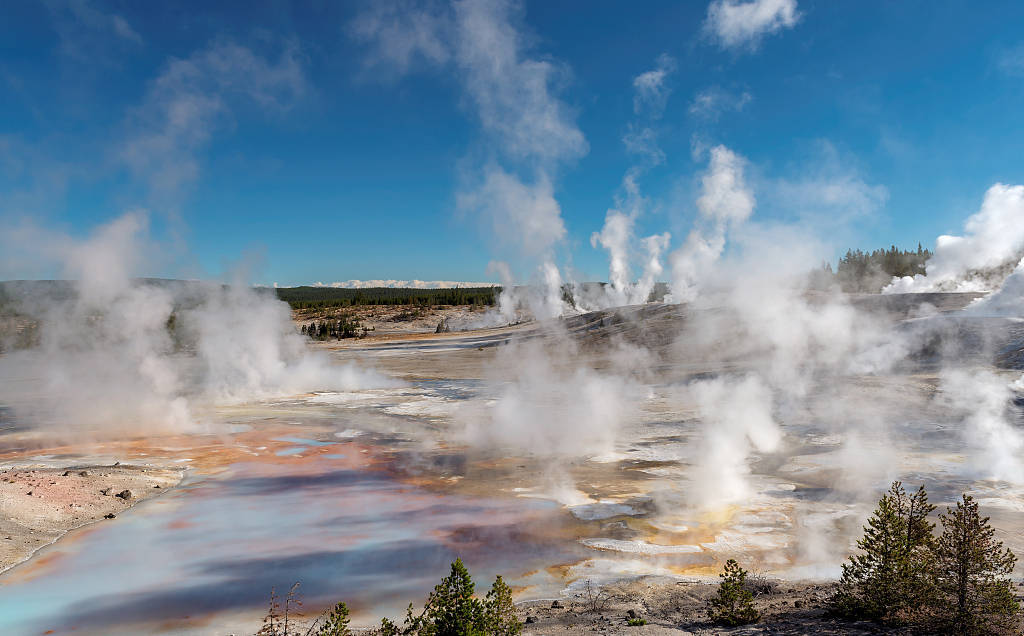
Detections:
[316, 602, 351, 636]
[420, 558, 486, 636]
[829, 481, 935, 623]
[378, 617, 401, 636]
[933, 494, 1020, 635]
[483, 576, 521, 635]
[707, 559, 759, 626]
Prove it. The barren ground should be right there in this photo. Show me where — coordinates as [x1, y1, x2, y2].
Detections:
[293, 304, 499, 335]
[0, 463, 183, 573]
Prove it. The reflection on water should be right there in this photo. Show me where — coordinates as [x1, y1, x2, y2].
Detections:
[0, 441, 581, 634]
[2, 370, 1024, 634]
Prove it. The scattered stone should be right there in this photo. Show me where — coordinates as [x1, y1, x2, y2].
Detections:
[626, 609, 638, 619]
[115, 489, 132, 500]
[79, 471, 89, 477]
[525, 616, 537, 624]
[61, 471, 70, 476]
[154, 485, 161, 488]
[551, 600, 564, 609]
[794, 600, 804, 608]
[113, 461, 120, 466]
[103, 513, 116, 519]
[25, 491, 31, 496]
[100, 487, 112, 496]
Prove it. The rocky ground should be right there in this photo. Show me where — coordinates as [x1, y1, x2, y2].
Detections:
[327, 578, 938, 635]
[510, 579, 898, 635]
[293, 304, 504, 336]
[0, 463, 183, 573]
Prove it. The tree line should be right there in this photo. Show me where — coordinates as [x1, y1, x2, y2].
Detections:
[816, 244, 933, 293]
[301, 315, 366, 340]
[276, 287, 500, 310]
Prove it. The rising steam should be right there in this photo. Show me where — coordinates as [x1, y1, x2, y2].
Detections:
[0, 212, 393, 435]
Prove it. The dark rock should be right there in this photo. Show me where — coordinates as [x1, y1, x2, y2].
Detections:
[61, 471, 70, 476]
[100, 487, 112, 496]
[154, 485, 161, 488]
[113, 461, 120, 466]
[794, 600, 804, 608]
[79, 471, 89, 477]
[525, 616, 537, 624]
[626, 609, 638, 619]
[103, 513, 116, 519]
[551, 600, 563, 609]
[115, 489, 132, 500]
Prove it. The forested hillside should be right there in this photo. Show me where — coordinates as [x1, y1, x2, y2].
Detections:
[828, 244, 932, 292]
[274, 286, 499, 309]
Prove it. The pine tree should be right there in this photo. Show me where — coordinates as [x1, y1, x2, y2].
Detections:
[829, 481, 935, 623]
[483, 575, 521, 635]
[420, 558, 486, 635]
[933, 494, 1020, 635]
[707, 559, 760, 626]
[316, 602, 351, 636]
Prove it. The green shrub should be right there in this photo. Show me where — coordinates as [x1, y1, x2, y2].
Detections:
[707, 559, 760, 626]
[626, 617, 647, 626]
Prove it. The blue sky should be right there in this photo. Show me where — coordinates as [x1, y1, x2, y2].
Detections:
[2, 0, 1023, 286]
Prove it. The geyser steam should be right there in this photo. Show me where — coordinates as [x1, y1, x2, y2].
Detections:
[0, 212, 392, 434]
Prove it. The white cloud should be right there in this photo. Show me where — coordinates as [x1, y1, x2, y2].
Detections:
[621, 54, 676, 166]
[110, 15, 142, 43]
[622, 126, 665, 165]
[774, 175, 887, 223]
[45, 0, 143, 61]
[452, 0, 587, 163]
[632, 54, 676, 117]
[121, 41, 307, 196]
[352, 0, 586, 164]
[768, 141, 888, 227]
[998, 43, 1024, 76]
[689, 86, 752, 120]
[349, 0, 452, 75]
[704, 0, 800, 51]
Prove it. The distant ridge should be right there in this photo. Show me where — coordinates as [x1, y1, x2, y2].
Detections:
[307, 280, 498, 289]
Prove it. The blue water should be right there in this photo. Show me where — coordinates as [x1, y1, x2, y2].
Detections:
[0, 451, 579, 635]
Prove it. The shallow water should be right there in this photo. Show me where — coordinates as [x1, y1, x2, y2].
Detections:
[2, 338, 1023, 634]
[0, 410, 582, 634]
